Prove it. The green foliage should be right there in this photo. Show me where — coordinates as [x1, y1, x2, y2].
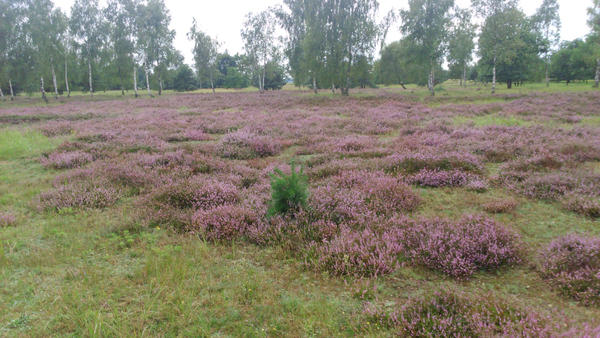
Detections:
[551, 39, 596, 83]
[173, 65, 197, 91]
[267, 161, 309, 217]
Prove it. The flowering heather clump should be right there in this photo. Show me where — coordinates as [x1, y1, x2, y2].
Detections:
[39, 121, 73, 137]
[539, 234, 600, 306]
[466, 179, 489, 192]
[152, 176, 239, 210]
[483, 198, 519, 214]
[520, 174, 577, 201]
[362, 173, 421, 214]
[562, 194, 600, 218]
[217, 129, 281, 159]
[407, 169, 476, 187]
[398, 215, 522, 278]
[0, 212, 16, 227]
[40, 151, 94, 169]
[184, 129, 212, 141]
[364, 290, 551, 336]
[309, 185, 373, 225]
[190, 204, 261, 241]
[38, 181, 121, 210]
[313, 226, 402, 277]
[383, 152, 483, 175]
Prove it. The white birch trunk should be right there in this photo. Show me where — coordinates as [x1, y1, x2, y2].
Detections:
[210, 72, 215, 94]
[463, 63, 467, 88]
[492, 55, 497, 94]
[51, 64, 58, 99]
[133, 64, 138, 97]
[595, 58, 600, 88]
[158, 78, 163, 96]
[40, 77, 48, 103]
[313, 76, 317, 94]
[65, 57, 70, 97]
[144, 64, 152, 96]
[0, 87, 4, 100]
[545, 56, 550, 87]
[88, 58, 93, 96]
[428, 63, 435, 97]
[9, 79, 14, 100]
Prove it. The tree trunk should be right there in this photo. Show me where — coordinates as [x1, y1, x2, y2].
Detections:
[595, 58, 600, 88]
[0, 86, 4, 101]
[428, 63, 435, 97]
[158, 77, 163, 96]
[462, 63, 467, 88]
[400, 82, 407, 90]
[65, 57, 70, 97]
[133, 64, 138, 97]
[88, 58, 93, 96]
[313, 76, 317, 94]
[261, 66, 266, 93]
[331, 83, 335, 94]
[118, 64, 124, 96]
[144, 64, 152, 97]
[210, 72, 215, 94]
[40, 77, 48, 103]
[545, 56, 550, 87]
[51, 64, 58, 99]
[507, 79, 512, 89]
[492, 55, 497, 95]
[9, 79, 14, 100]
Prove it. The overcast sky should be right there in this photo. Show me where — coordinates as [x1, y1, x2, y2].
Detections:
[54, 0, 592, 65]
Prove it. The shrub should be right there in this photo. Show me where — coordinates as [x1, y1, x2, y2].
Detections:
[539, 234, 600, 306]
[38, 181, 121, 210]
[398, 215, 522, 278]
[483, 198, 518, 214]
[521, 174, 577, 201]
[407, 169, 475, 187]
[267, 162, 309, 217]
[40, 151, 93, 169]
[562, 194, 600, 218]
[308, 185, 373, 225]
[383, 152, 483, 175]
[312, 226, 402, 277]
[190, 204, 261, 241]
[363, 174, 421, 214]
[152, 177, 239, 210]
[0, 212, 16, 227]
[364, 290, 551, 336]
[217, 129, 280, 159]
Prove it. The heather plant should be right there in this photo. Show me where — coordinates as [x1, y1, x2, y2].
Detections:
[152, 176, 239, 210]
[217, 129, 281, 159]
[40, 151, 94, 169]
[311, 226, 403, 277]
[483, 198, 519, 214]
[0, 212, 16, 227]
[267, 162, 309, 217]
[364, 290, 552, 336]
[190, 204, 261, 242]
[383, 152, 483, 175]
[407, 169, 477, 188]
[539, 234, 600, 306]
[38, 181, 121, 211]
[397, 215, 523, 278]
[562, 194, 600, 218]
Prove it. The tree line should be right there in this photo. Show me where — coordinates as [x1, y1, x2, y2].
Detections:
[1, 0, 600, 101]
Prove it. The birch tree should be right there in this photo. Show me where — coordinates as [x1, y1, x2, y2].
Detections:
[105, 0, 135, 96]
[472, 0, 518, 94]
[533, 0, 560, 87]
[588, 0, 600, 88]
[188, 20, 220, 94]
[241, 10, 278, 93]
[448, 7, 476, 87]
[401, 0, 454, 96]
[136, 0, 175, 96]
[70, 0, 105, 96]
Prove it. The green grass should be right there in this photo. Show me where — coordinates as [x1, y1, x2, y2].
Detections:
[0, 129, 59, 160]
[1, 84, 600, 335]
[453, 114, 533, 127]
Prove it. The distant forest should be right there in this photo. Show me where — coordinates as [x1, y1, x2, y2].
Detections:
[1, 0, 599, 100]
